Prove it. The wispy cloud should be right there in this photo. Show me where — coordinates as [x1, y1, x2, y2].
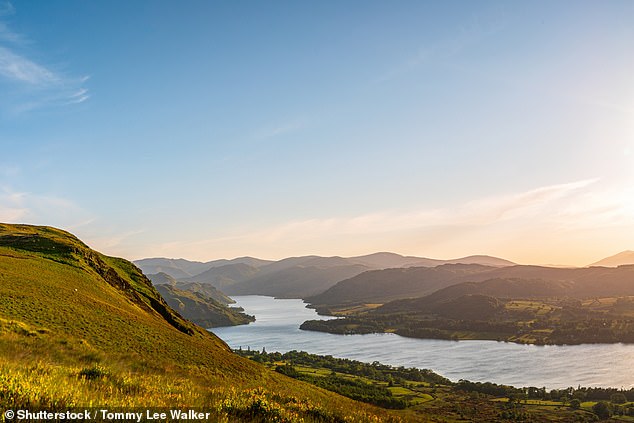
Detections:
[0, 188, 27, 221]
[0, 3, 89, 113]
[0, 1, 14, 17]
[224, 179, 601, 243]
[0, 46, 58, 85]
[149, 178, 627, 263]
[85, 229, 146, 251]
[253, 120, 305, 140]
[0, 186, 95, 230]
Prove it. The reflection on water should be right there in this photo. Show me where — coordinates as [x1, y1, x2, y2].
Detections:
[211, 295, 634, 389]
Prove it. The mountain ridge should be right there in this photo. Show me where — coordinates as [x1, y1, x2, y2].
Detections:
[135, 253, 516, 299]
[590, 250, 634, 267]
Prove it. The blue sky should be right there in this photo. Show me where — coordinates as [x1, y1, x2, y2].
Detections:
[1, 1, 633, 265]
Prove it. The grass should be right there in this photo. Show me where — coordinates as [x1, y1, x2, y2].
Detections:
[0, 223, 406, 422]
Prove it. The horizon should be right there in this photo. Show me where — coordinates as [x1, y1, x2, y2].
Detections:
[2, 1, 634, 267]
[132, 249, 634, 269]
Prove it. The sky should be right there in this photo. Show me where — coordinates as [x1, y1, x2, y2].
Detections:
[1, 1, 633, 266]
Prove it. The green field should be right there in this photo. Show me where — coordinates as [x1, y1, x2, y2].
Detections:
[238, 349, 634, 422]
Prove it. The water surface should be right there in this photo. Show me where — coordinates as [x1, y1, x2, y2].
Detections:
[211, 295, 634, 389]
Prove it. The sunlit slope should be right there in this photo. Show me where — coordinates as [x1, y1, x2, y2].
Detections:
[591, 250, 634, 267]
[0, 223, 232, 362]
[0, 224, 406, 422]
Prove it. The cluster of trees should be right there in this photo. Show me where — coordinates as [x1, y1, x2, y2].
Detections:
[550, 319, 634, 344]
[299, 318, 384, 335]
[235, 349, 460, 409]
[235, 348, 450, 385]
[303, 295, 634, 345]
[275, 364, 407, 409]
[301, 315, 518, 340]
[457, 380, 634, 419]
[457, 380, 634, 403]
[590, 400, 634, 419]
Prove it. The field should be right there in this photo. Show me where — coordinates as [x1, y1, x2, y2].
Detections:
[238, 349, 634, 422]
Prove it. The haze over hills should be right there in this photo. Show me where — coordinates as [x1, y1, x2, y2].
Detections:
[224, 263, 371, 298]
[308, 263, 634, 307]
[134, 253, 515, 299]
[346, 252, 515, 269]
[590, 250, 634, 267]
[306, 264, 497, 306]
[135, 256, 272, 279]
[183, 262, 261, 291]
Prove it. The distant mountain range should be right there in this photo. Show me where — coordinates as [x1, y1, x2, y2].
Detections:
[590, 250, 634, 267]
[134, 256, 272, 279]
[134, 253, 516, 299]
[135, 251, 634, 305]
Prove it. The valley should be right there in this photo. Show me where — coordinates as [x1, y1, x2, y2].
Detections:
[3, 223, 634, 422]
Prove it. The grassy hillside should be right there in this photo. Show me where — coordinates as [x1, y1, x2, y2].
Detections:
[0, 223, 405, 422]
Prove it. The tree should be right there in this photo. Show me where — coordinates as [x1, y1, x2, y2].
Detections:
[569, 399, 581, 410]
[611, 393, 627, 404]
[592, 401, 612, 420]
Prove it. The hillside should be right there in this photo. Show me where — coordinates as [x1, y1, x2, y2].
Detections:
[380, 278, 577, 310]
[306, 264, 496, 306]
[154, 284, 254, 328]
[0, 223, 403, 422]
[308, 263, 634, 307]
[303, 269, 634, 345]
[591, 250, 634, 267]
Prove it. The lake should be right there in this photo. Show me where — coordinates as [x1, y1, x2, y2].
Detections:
[211, 295, 634, 389]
